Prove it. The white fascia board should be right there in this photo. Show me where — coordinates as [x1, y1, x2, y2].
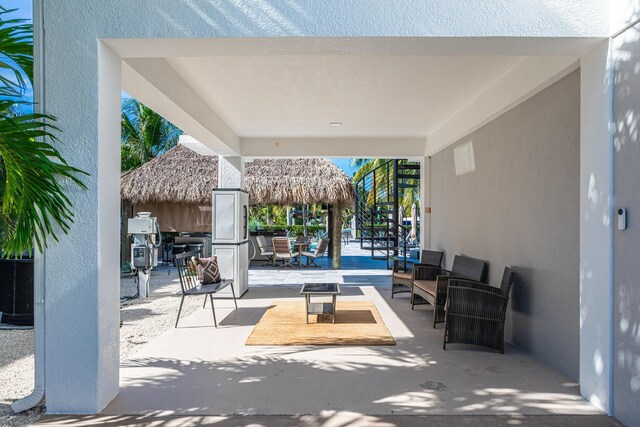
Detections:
[425, 56, 579, 156]
[122, 59, 240, 156]
[104, 37, 604, 59]
[240, 137, 426, 158]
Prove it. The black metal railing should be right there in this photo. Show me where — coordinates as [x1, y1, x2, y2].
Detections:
[354, 159, 421, 269]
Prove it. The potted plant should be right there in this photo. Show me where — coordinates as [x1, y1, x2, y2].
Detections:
[0, 7, 87, 325]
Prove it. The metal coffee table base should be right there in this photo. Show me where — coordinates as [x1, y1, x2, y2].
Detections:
[300, 283, 341, 324]
[304, 294, 338, 324]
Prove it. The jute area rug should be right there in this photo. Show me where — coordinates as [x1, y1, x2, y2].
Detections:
[246, 300, 396, 346]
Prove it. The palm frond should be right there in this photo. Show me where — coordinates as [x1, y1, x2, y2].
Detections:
[0, 9, 88, 255]
[120, 98, 182, 172]
[0, 110, 88, 254]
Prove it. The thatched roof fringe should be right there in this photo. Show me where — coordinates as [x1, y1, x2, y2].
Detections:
[120, 145, 218, 204]
[121, 145, 354, 207]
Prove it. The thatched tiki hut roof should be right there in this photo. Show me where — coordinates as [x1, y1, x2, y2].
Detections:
[121, 144, 218, 205]
[244, 159, 354, 208]
[120, 144, 354, 207]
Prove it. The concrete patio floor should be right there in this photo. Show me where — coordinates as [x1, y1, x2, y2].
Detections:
[35, 413, 622, 426]
[101, 274, 604, 419]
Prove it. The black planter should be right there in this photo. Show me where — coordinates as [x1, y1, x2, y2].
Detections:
[0, 256, 34, 326]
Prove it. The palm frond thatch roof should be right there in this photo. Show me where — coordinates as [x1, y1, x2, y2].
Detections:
[121, 145, 354, 207]
[121, 144, 217, 205]
[245, 158, 354, 207]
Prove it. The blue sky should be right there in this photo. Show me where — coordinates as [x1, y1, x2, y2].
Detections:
[7, 1, 357, 177]
[330, 158, 356, 177]
[5, 0, 31, 20]
[3, 0, 33, 113]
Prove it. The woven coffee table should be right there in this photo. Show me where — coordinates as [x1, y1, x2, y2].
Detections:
[300, 283, 341, 324]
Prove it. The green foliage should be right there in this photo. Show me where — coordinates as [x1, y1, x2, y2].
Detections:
[256, 224, 327, 237]
[121, 97, 182, 172]
[342, 206, 354, 227]
[352, 159, 420, 213]
[248, 217, 263, 231]
[250, 204, 327, 228]
[0, 7, 87, 255]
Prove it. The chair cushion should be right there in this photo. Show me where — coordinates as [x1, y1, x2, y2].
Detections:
[393, 271, 412, 280]
[195, 256, 221, 284]
[301, 250, 316, 257]
[413, 279, 437, 296]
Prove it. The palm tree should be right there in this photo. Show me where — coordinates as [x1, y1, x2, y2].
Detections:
[120, 97, 182, 172]
[352, 158, 420, 213]
[0, 7, 87, 255]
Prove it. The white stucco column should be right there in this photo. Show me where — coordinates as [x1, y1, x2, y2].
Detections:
[218, 156, 245, 189]
[43, 42, 121, 413]
[579, 40, 614, 414]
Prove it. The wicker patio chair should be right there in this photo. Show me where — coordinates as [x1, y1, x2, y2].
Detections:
[412, 254, 488, 328]
[443, 267, 516, 353]
[255, 235, 275, 266]
[174, 250, 237, 328]
[272, 236, 300, 268]
[392, 249, 444, 298]
[301, 237, 330, 267]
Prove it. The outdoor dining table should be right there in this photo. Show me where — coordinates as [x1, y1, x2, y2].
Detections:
[293, 242, 308, 268]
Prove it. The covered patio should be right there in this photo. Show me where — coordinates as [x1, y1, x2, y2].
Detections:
[27, 1, 640, 426]
[102, 281, 597, 417]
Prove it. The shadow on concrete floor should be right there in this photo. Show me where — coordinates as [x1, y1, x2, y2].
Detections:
[35, 413, 624, 427]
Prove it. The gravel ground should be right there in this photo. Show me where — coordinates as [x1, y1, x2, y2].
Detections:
[0, 266, 198, 426]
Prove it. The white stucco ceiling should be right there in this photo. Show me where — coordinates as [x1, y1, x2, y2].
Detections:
[167, 54, 525, 137]
[121, 38, 589, 155]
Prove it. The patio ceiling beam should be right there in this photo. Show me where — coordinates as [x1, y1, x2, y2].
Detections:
[425, 55, 579, 156]
[241, 137, 426, 158]
[122, 58, 240, 156]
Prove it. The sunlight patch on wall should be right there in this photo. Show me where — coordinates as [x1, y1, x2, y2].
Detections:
[454, 140, 476, 176]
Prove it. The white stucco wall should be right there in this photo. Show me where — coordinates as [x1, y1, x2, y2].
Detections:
[579, 41, 614, 413]
[41, 0, 612, 414]
[610, 0, 640, 35]
[611, 22, 640, 426]
[430, 71, 581, 379]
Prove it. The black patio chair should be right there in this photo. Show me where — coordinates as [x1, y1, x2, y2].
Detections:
[174, 250, 237, 328]
[392, 249, 444, 298]
[443, 267, 516, 353]
[412, 254, 489, 328]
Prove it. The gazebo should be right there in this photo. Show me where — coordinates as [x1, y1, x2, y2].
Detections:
[120, 144, 354, 266]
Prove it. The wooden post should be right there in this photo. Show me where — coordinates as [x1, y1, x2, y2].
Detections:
[331, 205, 342, 269]
[328, 205, 334, 259]
[303, 203, 307, 236]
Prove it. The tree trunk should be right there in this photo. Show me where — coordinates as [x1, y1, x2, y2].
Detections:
[303, 204, 307, 236]
[331, 206, 342, 269]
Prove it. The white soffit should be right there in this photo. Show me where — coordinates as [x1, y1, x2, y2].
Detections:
[116, 38, 590, 154]
[167, 54, 525, 138]
[178, 135, 217, 156]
